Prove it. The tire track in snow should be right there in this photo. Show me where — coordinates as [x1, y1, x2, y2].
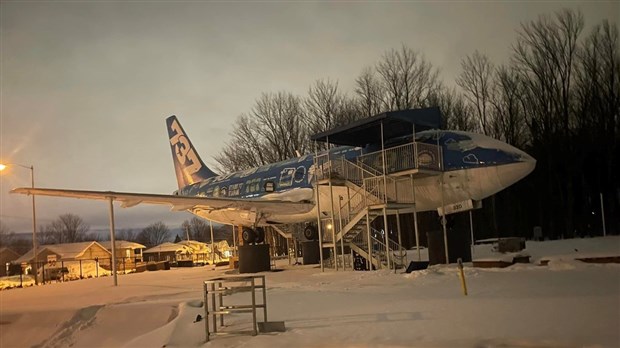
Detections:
[34, 305, 104, 348]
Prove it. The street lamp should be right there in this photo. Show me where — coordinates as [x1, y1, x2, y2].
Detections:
[0, 163, 38, 285]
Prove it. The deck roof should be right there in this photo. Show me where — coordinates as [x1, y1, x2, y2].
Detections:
[310, 107, 442, 146]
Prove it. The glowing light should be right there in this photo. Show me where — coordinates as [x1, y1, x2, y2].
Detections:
[326, 223, 333, 230]
[0, 164, 6, 171]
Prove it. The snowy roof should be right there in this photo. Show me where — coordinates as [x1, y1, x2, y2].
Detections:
[143, 242, 193, 254]
[15, 241, 111, 263]
[177, 240, 209, 252]
[99, 240, 146, 250]
[215, 240, 231, 250]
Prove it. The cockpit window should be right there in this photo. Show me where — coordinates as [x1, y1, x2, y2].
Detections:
[279, 168, 295, 187]
[294, 166, 306, 183]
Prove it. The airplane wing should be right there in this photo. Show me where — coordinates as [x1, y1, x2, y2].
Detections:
[10, 187, 315, 215]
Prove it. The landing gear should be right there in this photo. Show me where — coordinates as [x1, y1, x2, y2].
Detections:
[241, 227, 265, 245]
[238, 227, 270, 273]
[255, 227, 265, 244]
[242, 228, 256, 244]
[303, 224, 318, 241]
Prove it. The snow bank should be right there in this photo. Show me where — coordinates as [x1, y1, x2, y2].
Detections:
[0, 237, 618, 347]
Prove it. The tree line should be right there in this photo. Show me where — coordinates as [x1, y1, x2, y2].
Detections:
[0, 215, 232, 253]
[213, 8, 619, 241]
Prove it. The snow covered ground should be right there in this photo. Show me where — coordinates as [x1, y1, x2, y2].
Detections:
[1, 236, 619, 347]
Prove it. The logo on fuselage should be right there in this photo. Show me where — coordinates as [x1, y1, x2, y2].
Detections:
[169, 119, 202, 175]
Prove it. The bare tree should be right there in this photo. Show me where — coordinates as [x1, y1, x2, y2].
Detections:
[355, 67, 383, 117]
[511, 8, 585, 238]
[253, 92, 308, 162]
[137, 222, 171, 248]
[0, 222, 31, 254]
[181, 217, 210, 242]
[0, 221, 15, 248]
[304, 79, 363, 149]
[491, 64, 528, 148]
[116, 228, 137, 242]
[431, 87, 474, 131]
[456, 50, 496, 136]
[215, 113, 266, 172]
[305, 78, 361, 135]
[376, 45, 441, 110]
[574, 20, 620, 230]
[40, 214, 90, 244]
[215, 92, 309, 172]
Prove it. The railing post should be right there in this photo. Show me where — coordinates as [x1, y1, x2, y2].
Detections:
[365, 211, 372, 270]
[396, 211, 404, 271]
[314, 151, 325, 272]
[382, 207, 390, 269]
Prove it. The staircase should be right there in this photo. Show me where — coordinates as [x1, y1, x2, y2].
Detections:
[348, 229, 407, 270]
[314, 155, 409, 270]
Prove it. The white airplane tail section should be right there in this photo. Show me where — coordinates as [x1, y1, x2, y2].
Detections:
[166, 116, 217, 189]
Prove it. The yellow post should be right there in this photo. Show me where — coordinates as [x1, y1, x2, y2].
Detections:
[457, 258, 468, 296]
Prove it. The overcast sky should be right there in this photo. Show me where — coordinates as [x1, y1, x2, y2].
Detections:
[1, 1, 617, 233]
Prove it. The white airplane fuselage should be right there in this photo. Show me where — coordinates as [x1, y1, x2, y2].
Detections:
[178, 129, 536, 227]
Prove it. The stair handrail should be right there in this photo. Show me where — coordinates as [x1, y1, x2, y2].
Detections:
[370, 228, 407, 268]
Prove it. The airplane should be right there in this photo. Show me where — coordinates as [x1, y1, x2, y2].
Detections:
[11, 112, 536, 245]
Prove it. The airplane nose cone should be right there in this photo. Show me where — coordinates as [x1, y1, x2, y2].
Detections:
[497, 156, 536, 188]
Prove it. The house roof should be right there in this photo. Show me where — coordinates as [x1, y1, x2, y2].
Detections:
[99, 240, 146, 250]
[143, 242, 193, 254]
[215, 240, 231, 250]
[15, 241, 111, 263]
[0, 247, 20, 259]
[177, 240, 209, 252]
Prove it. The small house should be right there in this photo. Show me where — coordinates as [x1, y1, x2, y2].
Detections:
[176, 240, 209, 265]
[100, 240, 146, 272]
[1, 247, 20, 277]
[15, 241, 112, 281]
[143, 242, 193, 266]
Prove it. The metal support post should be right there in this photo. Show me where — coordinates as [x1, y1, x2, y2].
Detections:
[382, 207, 390, 269]
[396, 211, 404, 271]
[469, 210, 475, 255]
[366, 211, 371, 270]
[338, 198, 345, 270]
[107, 197, 118, 286]
[209, 220, 215, 266]
[315, 176, 324, 272]
[440, 173, 449, 264]
[326, 136, 338, 270]
[30, 167, 38, 285]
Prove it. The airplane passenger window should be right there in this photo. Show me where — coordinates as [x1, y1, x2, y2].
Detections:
[264, 181, 275, 192]
[243, 178, 261, 193]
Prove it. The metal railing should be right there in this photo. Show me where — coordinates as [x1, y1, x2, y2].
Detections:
[356, 141, 442, 174]
[348, 228, 407, 270]
[370, 228, 407, 269]
[203, 275, 267, 341]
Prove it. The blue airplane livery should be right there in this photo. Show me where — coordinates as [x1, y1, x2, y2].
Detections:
[12, 111, 535, 244]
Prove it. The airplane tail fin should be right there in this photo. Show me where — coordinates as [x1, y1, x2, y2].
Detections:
[166, 116, 218, 189]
